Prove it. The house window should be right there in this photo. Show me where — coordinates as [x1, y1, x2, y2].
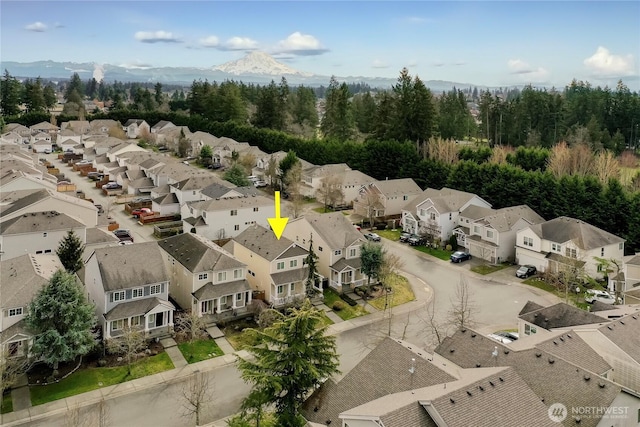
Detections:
[318, 246, 323, 252]
[290, 283, 295, 292]
[551, 243, 561, 252]
[192, 191, 196, 195]
[277, 262, 285, 270]
[230, 210, 237, 216]
[486, 230, 494, 239]
[112, 319, 125, 331]
[277, 284, 285, 295]
[218, 271, 227, 282]
[234, 225, 240, 231]
[234, 269, 242, 279]
[220, 296, 227, 305]
[113, 291, 125, 302]
[43, 232, 47, 237]
[524, 324, 537, 335]
[473, 226, 480, 234]
[148, 314, 156, 328]
[290, 259, 298, 268]
[403, 195, 409, 200]
[8, 307, 23, 317]
[236, 293, 242, 301]
[132, 288, 144, 298]
[565, 248, 577, 259]
[449, 213, 452, 220]
[349, 248, 357, 257]
[131, 315, 144, 327]
[429, 212, 436, 221]
[198, 273, 208, 280]
[420, 209, 426, 216]
[601, 248, 605, 257]
[523, 236, 533, 247]
[620, 243, 624, 250]
[253, 207, 259, 212]
[334, 249, 342, 256]
[150, 284, 161, 295]
[597, 264, 603, 272]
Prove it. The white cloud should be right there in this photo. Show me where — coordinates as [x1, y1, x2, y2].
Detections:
[199, 35, 220, 48]
[134, 30, 181, 43]
[584, 46, 636, 77]
[372, 59, 389, 69]
[275, 32, 328, 56]
[222, 37, 259, 51]
[25, 22, 47, 32]
[507, 58, 549, 82]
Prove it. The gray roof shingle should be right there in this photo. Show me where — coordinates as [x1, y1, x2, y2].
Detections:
[519, 302, 607, 330]
[597, 314, 640, 363]
[528, 216, 624, 249]
[0, 211, 84, 235]
[157, 233, 244, 273]
[233, 225, 305, 261]
[192, 279, 250, 301]
[93, 242, 168, 291]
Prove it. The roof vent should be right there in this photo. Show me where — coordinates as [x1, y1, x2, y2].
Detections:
[478, 386, 484, 391]
[607, 325, 613, 330]
[449, 349, 455, 353]
[584, 375, 591, 381]
[489, 381, 495, 387]
[498, 377, 504, 382]
[461, 328, 467, 333]
[598, 382, 605, 388]
[544, 318, 549, 322]
[548, 358, 555, 364]
[620, 321, 625, 325]
[504, 350, 510, 355]
[449, 398, 455, 404]
[567, 334, 572, 338]
[559, 337, 564, 342]
[534, 313, 538, 317]
[574, 416, 582, 423]
[535, 352, 542, 358]
[553, 341, 557, 345]
[633, 316, 638, 320]
[471, 333, 476, 338]
[475, 363, 481, 368]
[466, 391, 472, 396]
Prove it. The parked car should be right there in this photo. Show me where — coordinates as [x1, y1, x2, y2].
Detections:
[585, 289, 619, 305]
[450, 251, 472, 263]
[102, 182, 121, 190]
[365, 232, 381, 242]
[113, 229, 134, 243]
[43, 149, 51, 154]
[407, 234, 426, 246]
[208, 162, 222, 169]
[132, 196, 152, 203]
[487, 333, 513, 344]
[399, 232, 411, 242]
[496, 331, 519, 341]
[516, 265, 537, 278]
[253, 180, 268, 188]
[131, 208, 152, 218]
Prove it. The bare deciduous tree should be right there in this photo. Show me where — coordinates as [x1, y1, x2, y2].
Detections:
[264, 156, 278, 187]
[570, 143, 595, 176]
[447, 275, 476, 330]
[547, 141, 572, 178]
[180, 371, 213, 426]
[175, 310, 208, 343]
[315, 174, 345, 211]
[1, 350, 27, 393]
[105, 326, 147, 375]
[239, 153, 257, 175]
[424, 137, 459, 164]
[108, 125, 126, 140]
[358, 189, 382, 229]
[594, 150, 620, 185]
[420, 293, 449, 350]
[488, 145, 513, 165]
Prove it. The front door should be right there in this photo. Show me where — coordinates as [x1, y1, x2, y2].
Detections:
[155, 312, 164, 328]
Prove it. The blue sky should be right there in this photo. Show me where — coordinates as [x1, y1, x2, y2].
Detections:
[1, 1, 639, 88]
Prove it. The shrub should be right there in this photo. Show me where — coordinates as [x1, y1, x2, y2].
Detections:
[448, 235, 458, 251]
[341, 294, 358, 307]
[332, 301, 346, 311]
[446, 244, 452, 251]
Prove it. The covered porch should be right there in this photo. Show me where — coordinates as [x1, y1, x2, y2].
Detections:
[104, 297, 175, 340]
[330, 258, 365, 293]
[194, 279, 252, 324]
[453, 226, 470, 248]
[269, 267, 314, 307]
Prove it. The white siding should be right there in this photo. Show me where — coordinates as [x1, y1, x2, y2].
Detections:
[0, 227, 86, 261]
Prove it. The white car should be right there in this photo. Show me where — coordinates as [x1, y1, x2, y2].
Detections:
[585, 289, 619, 305]
[487, 333, 513, 344]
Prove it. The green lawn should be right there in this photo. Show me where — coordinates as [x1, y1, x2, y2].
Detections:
[522, 277, 588, 307]
[323, 288, 369, 321]
[376, 229, 402, 241]
[522, 277, 558, 294]
[30, 353, 174, 406]
[1, 392, 12, 414]
[369, 274, 415, 310]
[224, 325, 261, 352]
[414, 246, 453, 261]
[178, 339, 224, 364]
[313, 206, 333, 213]
[471, 263, 511, 275]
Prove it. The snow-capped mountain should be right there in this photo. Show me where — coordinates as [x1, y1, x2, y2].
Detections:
[213, 51, 314, 77]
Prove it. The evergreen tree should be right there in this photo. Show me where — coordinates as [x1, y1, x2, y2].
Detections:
[237, 301, 340, 427]
[252, 80, 284, 130]
[304, 234, 320, 298]
[65, 73, 84, 101]
[56, 230, 85, 273]
[154, 82, 163, 105]
[43, 84, 57, 109]
[25, 270, 96, 372]
[360, 242, 383, 286]
[23, 78, 46, 113]
[321, 76, 354, 140]
[278, 150, 299, 183]
[291, 85, 318, 127]
[223, 163, 251, 187]
[1, 70, 23, 116]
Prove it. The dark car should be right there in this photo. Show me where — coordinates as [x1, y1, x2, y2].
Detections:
[399, 232, 411, 242]
[113, 229, 134, 243]
[450, 251, 472, 263]
[407, 234, 426, 246]
[516, 265, 537, 278]
[208, 162, 222, 169]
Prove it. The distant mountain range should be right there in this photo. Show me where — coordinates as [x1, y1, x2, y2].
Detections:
[1, 52, 494, 92]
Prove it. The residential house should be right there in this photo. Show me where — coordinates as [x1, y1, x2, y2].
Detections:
[84, 228, 119, 262]
[616, 254, 640, 299]
[200, 182, 258, 202]
[157, 233, 251, 321]
[31, 136, 53, 153]
[123, 119, 150, 139]
[402, 187, 492, 242]
[459, 205, 545, 264]
[152, 193, 180, 216]
[1, 132, 25, 145]
[434, 328, 639, 427]
[303, 337, 557, 427]
[82, 242, 174, 340]
[105, 142, 147, 162]
[283, 212, 367, 292]
[57, 129, 82, 152]
[155, 126, 191, 152]
[515, 216, 625, 280]
[181, 194, 273, 240]
[227, 225, 311, 307]
[0, 189, 98, 227]
[89, 119, 120, 135]
[170, 175, 231, 204]
[0, 170, 57, 193]
[150, 120, 175, 134]
[29, 121, 59, 136]
[0, 211, 86, 261]
[61, 120, 91, 134]
[299, 163, 351, 199]
[354, 178, 422, 221]
[517, 301, 608, 338]
[4, 124, 32, 142]
[334, 169, 377, 207]
[0, 254, 63, 358]
[251, 150, 314, 183]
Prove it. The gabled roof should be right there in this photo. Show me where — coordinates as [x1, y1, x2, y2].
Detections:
[125, 169, 146, 181]
[104, 297, 174, 321]
[374, 178, 422, 198]
[527, 216, 625, 249]
[0, 210, 84, 235]
[519, 302, 607, 330]
[129, 177, 155, 188]
[192, 279, 250, 301]
[478, 205, 545, 232]
[123, 119, 147, 127]
[338, 169, 376, 187]
[0, 254, 63, 309]
[535, 331, 611, 375]
[30, 121, 59, 131]
[86, 227, 119, 245]
[271, 266, 309, 285]
[597, 313, 640, 363]
[157, 232, 244, 273]
[290, 212, 364, 250]
[233, 225, 307, 261]
[0, 189, 49, 217]
[435, 328, 622, 427]
[188, 194, 273, 212]
[302, 337, 456, 426]
[303, 163, 351, 178]
[151, 120, 174, 130]
[519, 300, 544, 315]
[90, 242, 168, 291]
[153, 193, 179, 205]
[408, 187, 488, 213]
[171, 175, 228, 192]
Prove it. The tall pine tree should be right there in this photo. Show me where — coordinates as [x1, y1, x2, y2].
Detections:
[56, 230, 85, 273]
